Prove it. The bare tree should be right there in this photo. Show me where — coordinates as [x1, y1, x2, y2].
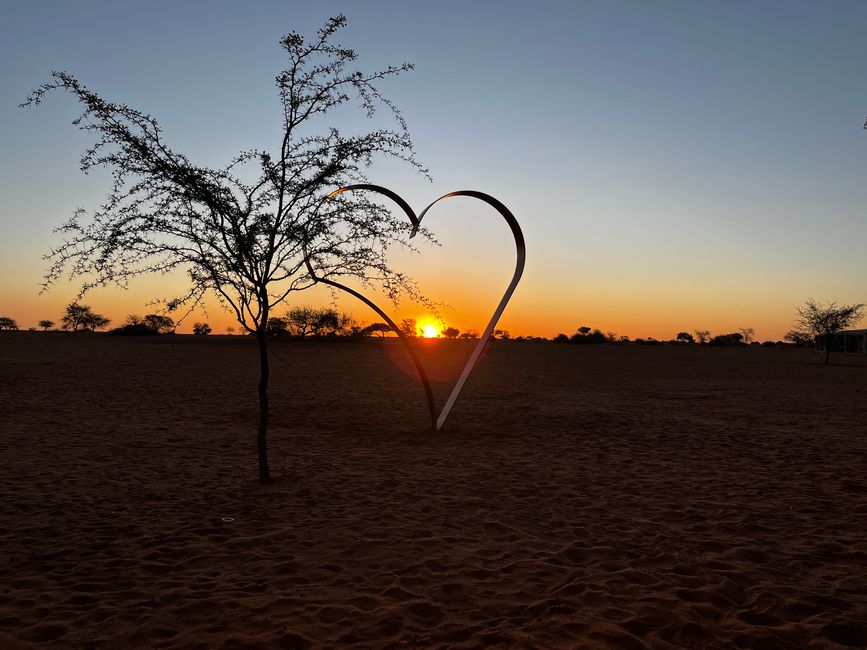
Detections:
[795, 299, 864, 364]
[400, 318, 418, 338]
[784, 329, 812, 348]
[24, 16, 430, 482]
[694, 329, 711, 345]
[738, 327, 755, 344]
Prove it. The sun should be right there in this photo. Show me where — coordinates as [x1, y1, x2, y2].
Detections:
[420, 324, 440, 338]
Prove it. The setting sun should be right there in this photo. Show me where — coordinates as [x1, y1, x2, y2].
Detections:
[420, 324, 440, 338]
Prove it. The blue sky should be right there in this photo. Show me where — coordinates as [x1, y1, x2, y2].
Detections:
[2, 1, 866, 338]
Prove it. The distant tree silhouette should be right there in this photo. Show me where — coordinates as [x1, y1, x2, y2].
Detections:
[266, 317, 290, 337]
[784, 329, 812, 348]
[738, 327, 755, 344]
[494, 329, 510, 340]
[795, 299, 864, 364]
[225, 325, 236, 335]
[110, 314, 161, 335]
[442, 326, 460, 340]
[361, 322, 391, 338]
[143, 313, 174, 334]
[285, 306, 318, 338]
[0, 316, 18, 330]
[193, 322, 212, 335]
[38, 319, 54, 331]
[675, 331, 694, 343]
[25, 16, 430, 482]
[694, 329, 711, 345]
[709, 332, 744, 346]
[570, 327, 606, 344]
[459, 329, 479, 341]
[553, 333, 569, 343]
[61, 303, 109, 333]
[400, 318, 418, 338]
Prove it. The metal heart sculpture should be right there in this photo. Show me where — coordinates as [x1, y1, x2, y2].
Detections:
[304, 184, 525, 431]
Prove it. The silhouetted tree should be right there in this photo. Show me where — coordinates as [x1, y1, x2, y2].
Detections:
[577, 326, 591, 336]
[38, 319, 54, 331]
[442, 326, 460, 340]
[459, 329, 479, 341]
[571, 327, 606, 344]
[0, 316, 18, 330]
[494, 329, 510, 340]
[361, 322, 391, 338]
[675, 331, 694, 343]
[225, 325, 236, 335]
[784, 329, 812, 348]
[709, 332, 744, 346]
[400, 318, 418, 338]
[795, 299, 864, 364]
[738, 327, 755, 344]
[193, 322, 212, 335]
[143, 313, 175, 334]
[266, 317, 290, 337]
[285, 306, 318, 338]
[25, 16, 430, 482]
[553, 333, 569, 343]
[61, 303, 109, 332]
[694, 329, 711, 345]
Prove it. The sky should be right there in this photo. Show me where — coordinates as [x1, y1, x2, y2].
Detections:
[1, 0, 866, 340]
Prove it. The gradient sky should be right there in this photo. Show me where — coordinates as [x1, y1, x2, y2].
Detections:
[2, 1, 866, 339]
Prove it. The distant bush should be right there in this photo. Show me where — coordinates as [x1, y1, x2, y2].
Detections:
[708, 332, 744, 347]
[761, 340, 776, 347]
[109, 323, 160, 336]
[570, 328, 606, 344]
[553, 333, 569, 343]
[193, 322, 212, 335]
[38, 319, 54, 331]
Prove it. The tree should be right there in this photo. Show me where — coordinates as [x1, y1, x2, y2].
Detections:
[266, 317, 290, 337]
[459, 329, 480, 341]
[400, 318, 418, 338]
[0, 316, 18, 330]
[38, 319, 54, 331]
[193, 322, 212, 335]
[442, 326, 460, 340]
[577, 326, 591, 336]
[784, 329, 812, 348]
[143, 313, 175, 334]
[61, 303, 110, 332]
[225, 325, 236, 335]
[675, 331, 694, 343]
[694, 329, 711, 345]
[795, 299, 864, 364]
[285, 305, 318, 338]
[738, 327, 755, 344]
[26, 16, 429, 483]
[553, 333, 569, 343]
[361, 322, 391, 338]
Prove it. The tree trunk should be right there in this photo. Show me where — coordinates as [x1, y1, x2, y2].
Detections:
[256, 329, 271, 483]
[825, 334, 831, 365]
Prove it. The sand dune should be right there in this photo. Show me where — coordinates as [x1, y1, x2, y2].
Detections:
[1, 333, 866, 647]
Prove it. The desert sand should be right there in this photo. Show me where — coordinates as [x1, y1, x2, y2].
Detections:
[1, 332, 866, 648]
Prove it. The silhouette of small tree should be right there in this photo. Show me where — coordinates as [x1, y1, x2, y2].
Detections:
[442, 326, 460, 340]
[784, 329, 812, 348]
[38, 319, 54, 331]
[193, 322, 212, 335]
[61, 303, 109, 332]
[400, 318, 418, 338]
[578, 326, 591, 336]
[25, 16, 430, 483]
[361, 322, 391, 338]
[143, 314, 175, 334]
[738, 327, 755, 344]
[553, 333, 569, 343]
[694, 329, 711, 345]
[0, 316, 18, 330]
[675, 331, 694, 343]
[795, 299, 864, 365]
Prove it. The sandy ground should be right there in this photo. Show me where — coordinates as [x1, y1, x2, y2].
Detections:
[1, 332, 866, 648]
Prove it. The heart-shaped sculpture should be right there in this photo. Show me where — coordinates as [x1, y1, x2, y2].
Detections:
[304, 184, 525, 431]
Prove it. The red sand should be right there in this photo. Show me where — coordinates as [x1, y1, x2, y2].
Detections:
[1, 333, 866, 648]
